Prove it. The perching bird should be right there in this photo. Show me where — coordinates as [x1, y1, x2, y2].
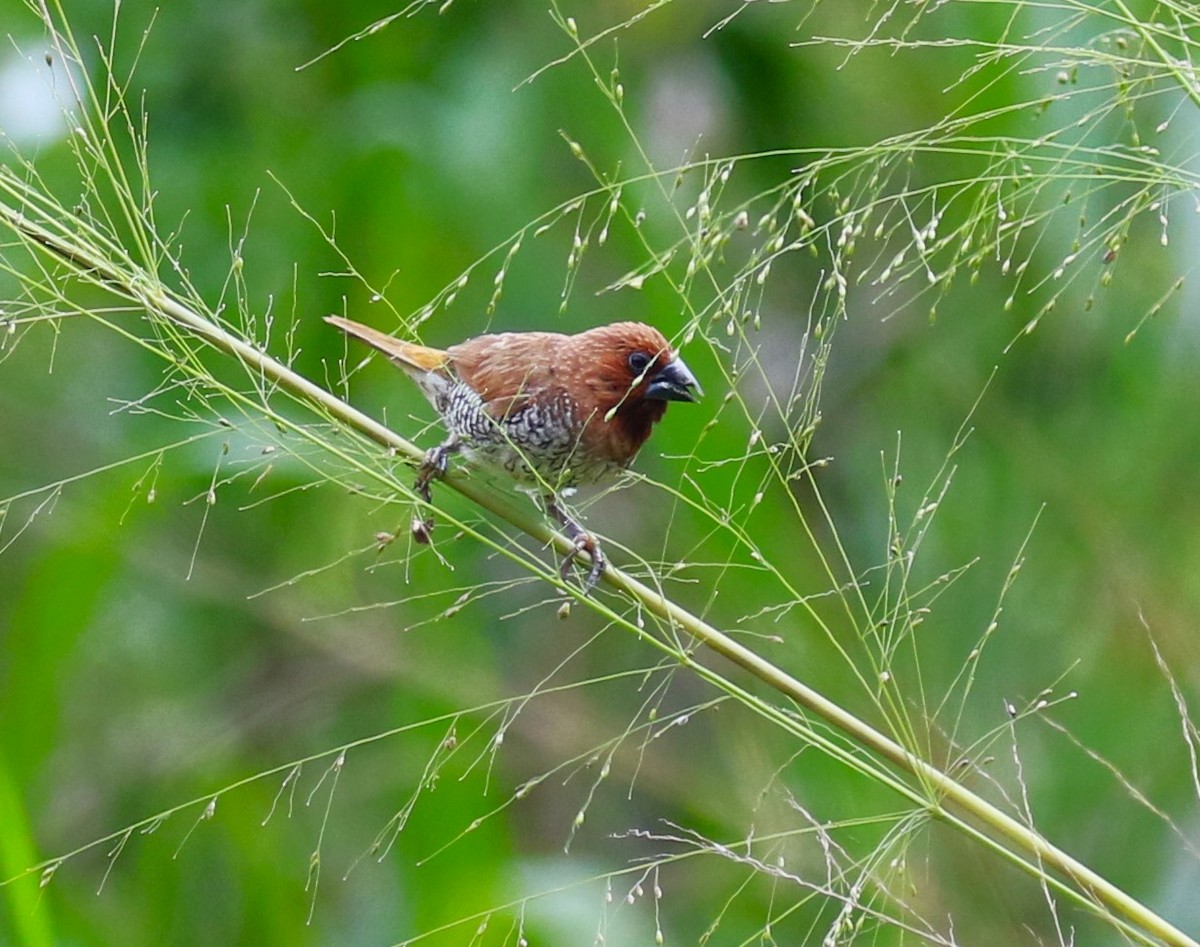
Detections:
[326, 316, 702, 589]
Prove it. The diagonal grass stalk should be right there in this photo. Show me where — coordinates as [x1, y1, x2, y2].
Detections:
[2, 0, 1199, 942]
[0, 178, 1194, 946]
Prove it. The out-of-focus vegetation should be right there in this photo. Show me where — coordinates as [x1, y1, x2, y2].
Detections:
[1, 1, 1198, 944]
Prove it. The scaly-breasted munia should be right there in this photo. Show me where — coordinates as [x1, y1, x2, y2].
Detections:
[326, 316, 702, 589]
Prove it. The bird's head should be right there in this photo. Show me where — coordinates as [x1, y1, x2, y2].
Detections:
[578, 321, 702, 415]
[568, 321, 702, 448]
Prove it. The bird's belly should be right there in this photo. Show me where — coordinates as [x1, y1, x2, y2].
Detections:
[442, 382, 629, 488]
[459, 437, 623, 488]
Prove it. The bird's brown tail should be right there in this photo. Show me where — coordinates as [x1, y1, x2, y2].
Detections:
[324, 316, 449, 373]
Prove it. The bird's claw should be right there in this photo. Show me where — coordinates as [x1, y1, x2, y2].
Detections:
[559, 531, 606, 593]
[546, 496, 606, 593]
[411, 461, 439, 544]
[410, 439, 459, 543]
[414, 447, 446, 503]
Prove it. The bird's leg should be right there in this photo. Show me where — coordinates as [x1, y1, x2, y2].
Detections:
[411, 436, 461, 544]
[415, 436, 460, 501]
[546, 496, 606, 592]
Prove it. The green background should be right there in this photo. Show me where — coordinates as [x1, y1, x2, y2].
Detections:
[1, 1, 1198, 944]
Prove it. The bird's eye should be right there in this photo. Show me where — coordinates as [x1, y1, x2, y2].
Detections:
[627, 351, 652, 376]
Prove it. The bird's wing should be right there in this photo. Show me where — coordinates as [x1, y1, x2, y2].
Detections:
[448, 331, 568, 420]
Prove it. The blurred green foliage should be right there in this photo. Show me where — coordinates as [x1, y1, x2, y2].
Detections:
[1, 0, 1199, 944]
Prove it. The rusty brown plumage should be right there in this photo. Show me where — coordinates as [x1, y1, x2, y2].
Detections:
[326, 316, 702, 589]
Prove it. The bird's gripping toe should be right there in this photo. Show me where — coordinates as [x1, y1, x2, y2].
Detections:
[547, 498, 606, 592]
[411, 437, 461, 544]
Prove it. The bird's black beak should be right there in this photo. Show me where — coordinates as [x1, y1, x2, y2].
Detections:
[645, 356, 703, 403]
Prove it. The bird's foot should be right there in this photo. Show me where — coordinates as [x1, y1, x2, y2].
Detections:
[411, 438, 460, 544]
[414, 443, 452, 502]
[560, 531, 606, 592]
[547, 497, 606, 592]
